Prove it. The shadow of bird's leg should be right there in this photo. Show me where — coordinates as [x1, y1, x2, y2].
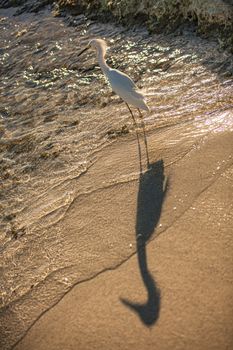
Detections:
[138, 109, 150, 169]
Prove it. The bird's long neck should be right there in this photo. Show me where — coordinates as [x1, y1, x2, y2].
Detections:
[97, 47, 110, 75]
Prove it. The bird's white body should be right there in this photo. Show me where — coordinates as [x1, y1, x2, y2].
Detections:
[87, 39, 149, 111]
[107, 69, 149, 111]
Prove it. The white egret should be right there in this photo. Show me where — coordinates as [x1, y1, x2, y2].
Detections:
[78, 39, 149, 119]
[78, 38, 150, 167]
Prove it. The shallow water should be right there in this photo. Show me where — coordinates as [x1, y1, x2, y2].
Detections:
[0, 7, 233, 349]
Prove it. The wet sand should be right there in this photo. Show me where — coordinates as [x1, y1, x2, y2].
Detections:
[11, 129, 233, 350]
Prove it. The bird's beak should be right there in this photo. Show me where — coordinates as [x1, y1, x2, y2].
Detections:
[66, 45, 89, 70]
[77, 46, 89, 57]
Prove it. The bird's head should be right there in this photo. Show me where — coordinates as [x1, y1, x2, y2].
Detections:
[78, 38, 107, 57]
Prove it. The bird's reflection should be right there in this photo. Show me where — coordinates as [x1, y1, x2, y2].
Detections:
[121, 129, 168, 326]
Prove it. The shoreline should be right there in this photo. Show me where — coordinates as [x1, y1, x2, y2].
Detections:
[1, 128, 233, 350]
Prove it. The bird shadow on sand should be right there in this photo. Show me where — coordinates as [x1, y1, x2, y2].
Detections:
[120, 128, 168, 326]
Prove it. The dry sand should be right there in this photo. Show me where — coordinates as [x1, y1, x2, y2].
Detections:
[13, 129, 233, 350]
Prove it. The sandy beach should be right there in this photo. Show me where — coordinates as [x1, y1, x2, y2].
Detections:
[12, 129, 233, 350]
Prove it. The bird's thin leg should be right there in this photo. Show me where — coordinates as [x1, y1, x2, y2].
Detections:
[136, 130, 143, 174]
[125, 102, 138, 128]
[138, 109, 150, 169]
[125, 103, 142, 173]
